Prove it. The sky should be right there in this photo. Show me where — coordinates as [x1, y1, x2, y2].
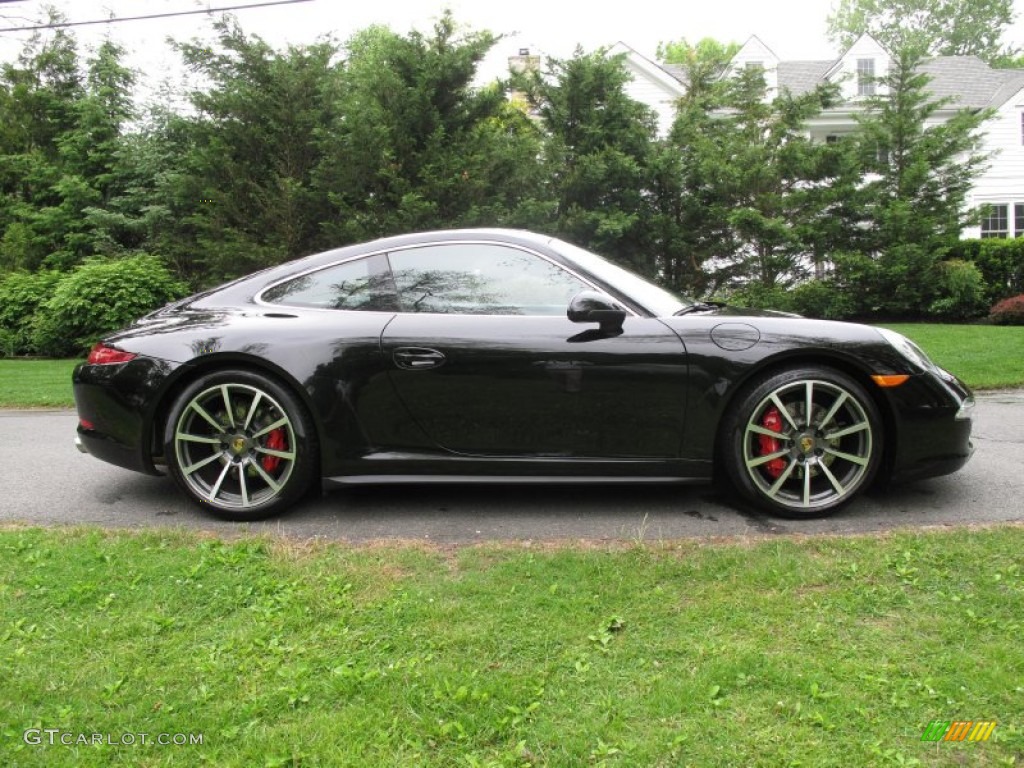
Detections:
[2, 0, 1024, 94]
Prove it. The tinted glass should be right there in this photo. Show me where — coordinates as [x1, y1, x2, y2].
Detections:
[552, 238, 690, 316]
[262, 254, 396, 310]
[388, 244, 589, 315]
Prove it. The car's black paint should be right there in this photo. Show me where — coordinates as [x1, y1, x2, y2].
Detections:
[73, 228, 974, 519]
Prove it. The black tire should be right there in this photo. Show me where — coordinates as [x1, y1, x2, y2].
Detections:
[720, 366, 882, 518]
[163, 369, 317, 521]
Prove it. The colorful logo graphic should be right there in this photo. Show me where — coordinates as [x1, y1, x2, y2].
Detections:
[921, 720, 997, 742]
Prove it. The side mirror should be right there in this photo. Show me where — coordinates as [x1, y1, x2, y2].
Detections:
[567, 291, 627, 334]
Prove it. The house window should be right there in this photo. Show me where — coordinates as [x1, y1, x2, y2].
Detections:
[857, 58, 875, 96]
[1016, 204, 1024, 237]
[981, 204, 1009, 238]
[745, 60, 764, 70]
[1020, 112, 1024, 145]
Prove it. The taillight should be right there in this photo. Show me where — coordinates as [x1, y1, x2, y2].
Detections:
[87, 343, 138, 365]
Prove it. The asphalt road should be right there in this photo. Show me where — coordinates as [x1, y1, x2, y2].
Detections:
[2, 390, 1022, 542]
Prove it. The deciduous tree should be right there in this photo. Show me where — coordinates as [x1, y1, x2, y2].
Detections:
[827, 0, 1017, 63]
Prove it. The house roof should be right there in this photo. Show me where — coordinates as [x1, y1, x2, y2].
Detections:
[657, 62, 688, 87]
[776, 61, 834, 96]
[744, 47, 1024, 110]
[916, 56, 1024, 109]
[587, 34, 1024, 113]
[607, 41, 689, 95]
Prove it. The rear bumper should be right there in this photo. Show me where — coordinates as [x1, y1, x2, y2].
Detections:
[75, 424, 163, 475]
[73, 356, 181, 476]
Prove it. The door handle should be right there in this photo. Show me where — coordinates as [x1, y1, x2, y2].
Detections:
[393, 347, 447, 370]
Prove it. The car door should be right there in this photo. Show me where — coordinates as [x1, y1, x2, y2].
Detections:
[258, 252, 410, 458]
[379, 242, 688, 458]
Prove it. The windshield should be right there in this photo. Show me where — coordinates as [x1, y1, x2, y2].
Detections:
[551, 239, 694, 317]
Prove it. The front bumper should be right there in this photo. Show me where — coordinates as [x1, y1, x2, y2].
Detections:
[886, 368, 975, 485]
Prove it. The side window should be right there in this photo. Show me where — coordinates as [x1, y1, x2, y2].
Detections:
[261, 254, 397, 310]
[388, 244, 590, 315]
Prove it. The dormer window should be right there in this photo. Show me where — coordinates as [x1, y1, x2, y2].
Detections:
[857, 58, 876, 96]
[745, 60, 764, 71]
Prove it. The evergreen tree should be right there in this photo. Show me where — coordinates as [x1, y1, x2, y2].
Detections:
[166, 18, 343, 282]
[319, 13, 543, 244]
[663, 66, 847, 296]
[841, 48, 990, 314]
[0, 23, 84, 270]
[519, 48, 658, 274]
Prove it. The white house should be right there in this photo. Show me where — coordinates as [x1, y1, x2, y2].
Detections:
[553, 35, 1024, 239]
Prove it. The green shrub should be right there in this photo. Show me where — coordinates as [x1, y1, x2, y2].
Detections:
[928, 259, 988, 320]
[945, 238, 1024, 302]
[723, 283, 795, 312]
[31, 255, 188, 357]
[789, 279, 859, 320]
[989, 294, 1024, 325]
[0, 270, 62, 356]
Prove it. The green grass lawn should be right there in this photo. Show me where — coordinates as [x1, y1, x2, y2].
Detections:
[1, 526, 1021, 766]
[883, 324, 1024, 390]
[0, 358, 80, 408]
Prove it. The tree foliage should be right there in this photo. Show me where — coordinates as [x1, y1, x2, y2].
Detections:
[0, 14, 1006, 337]
[827, 0, 1017, 63]
[321, 13, 543, 243]
[657, 37, 740, 90]
[162, 19, 343, 281]
[0, 270, 61, 355]
[517, 48, 659, 273]
[834, 48, 991, 315]
[31, 255, 187, 357]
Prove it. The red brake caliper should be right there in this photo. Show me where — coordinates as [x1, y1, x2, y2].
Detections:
[759, 407, 787, 479]
[261, 428, 286, 473]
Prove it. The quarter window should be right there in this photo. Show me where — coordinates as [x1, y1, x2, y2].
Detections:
[261, 254, 397, 310]
[388, 244, 590, 315]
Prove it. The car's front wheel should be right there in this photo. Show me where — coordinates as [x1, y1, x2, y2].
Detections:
[164, 370, 317, 521]
[721, 367, 882, 518]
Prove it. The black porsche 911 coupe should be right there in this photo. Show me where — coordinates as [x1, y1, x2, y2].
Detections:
[73, 228, 974, 521]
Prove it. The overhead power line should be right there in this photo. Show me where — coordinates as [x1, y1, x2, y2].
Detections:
[0, 0, 314, 33]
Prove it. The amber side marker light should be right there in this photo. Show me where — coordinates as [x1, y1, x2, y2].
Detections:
[871, 374, 910, 388]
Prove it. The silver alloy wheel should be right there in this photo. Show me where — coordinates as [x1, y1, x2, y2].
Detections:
[173, 383, 297, 511]
[742, 378, 874, 511]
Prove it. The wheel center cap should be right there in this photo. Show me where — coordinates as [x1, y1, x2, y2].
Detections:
[229, 435, 248, 456]
[798, 434, 816, 456]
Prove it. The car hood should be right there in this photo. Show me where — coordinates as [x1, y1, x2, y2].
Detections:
[678, 303, 802, 319]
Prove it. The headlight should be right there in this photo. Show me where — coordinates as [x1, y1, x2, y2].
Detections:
[875, 328, 937, 373]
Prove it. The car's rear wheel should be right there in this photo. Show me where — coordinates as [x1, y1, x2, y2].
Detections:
[164, 370, 317, 521]
[721, 366, 882, 518]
